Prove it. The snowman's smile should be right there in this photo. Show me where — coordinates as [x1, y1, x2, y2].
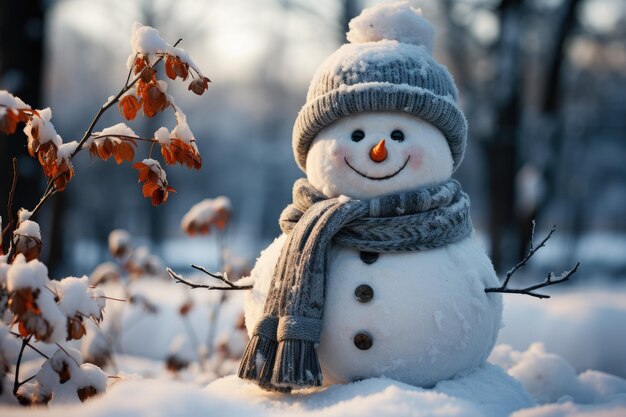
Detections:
[344, 156, 410, 180]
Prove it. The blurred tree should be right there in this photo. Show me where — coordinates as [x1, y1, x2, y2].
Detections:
[517, 0, 582, 260]
[441, 0, 586, 271]
[339, 0, 361, 43]
[486, 0, 525, 271]
[0, 0, 48, 257]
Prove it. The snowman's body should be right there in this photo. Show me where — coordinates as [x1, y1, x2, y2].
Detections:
[245, 234, 501, 387]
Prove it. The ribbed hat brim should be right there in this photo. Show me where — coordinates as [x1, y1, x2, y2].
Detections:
[292, 82, 467, 172]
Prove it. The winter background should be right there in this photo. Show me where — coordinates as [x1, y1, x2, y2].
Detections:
[1, 0, 626, 416]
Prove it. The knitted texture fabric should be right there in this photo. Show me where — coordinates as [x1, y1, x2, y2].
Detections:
[292, 40, 467, 172]
[238, 178, 473, 391]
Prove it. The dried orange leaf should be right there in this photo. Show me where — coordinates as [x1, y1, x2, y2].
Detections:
[118, 95, 141, 121]
[165, 56, 177, 80]
[140, 66, 156, 84]
[188, 77, 211, 96]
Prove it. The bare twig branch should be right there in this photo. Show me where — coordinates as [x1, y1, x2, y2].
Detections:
[55, 343, 81, 367]
[167, 267, 252, 291]
[2, 159, 18, 255]
[13, 335, 32, 396]
[28, 187, 57, 221]
[3, 158, 18, 239]
[124, 53, 138, 87]
[95, 295, 128, 303]
[9, 331, 50, 359]
[18, 373, 37, 386]
[90, 134, 157, 143]
[485, 221, 580, 298]
[181, 314, 205, 371]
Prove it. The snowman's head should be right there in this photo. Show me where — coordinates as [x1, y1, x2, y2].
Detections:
[292, 3, 468, 195]
[306, 112, 452, 199]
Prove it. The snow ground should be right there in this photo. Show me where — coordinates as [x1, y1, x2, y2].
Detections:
[3, 358, 625, 417]
[2, 279, 625, 416]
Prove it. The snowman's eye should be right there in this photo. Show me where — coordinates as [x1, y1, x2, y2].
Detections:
[351, 130, 365, 142]
[391, 130, 404, 142]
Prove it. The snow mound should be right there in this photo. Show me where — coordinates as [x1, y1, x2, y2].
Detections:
[347, 1, 435, 53]
[498, 286, 626, 378]
[490, 343, 626, 405]
[206, 367, 532, 417]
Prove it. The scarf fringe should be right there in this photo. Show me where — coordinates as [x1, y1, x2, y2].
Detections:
[272, 339, 323, 388]
[238, 334, 277, 384]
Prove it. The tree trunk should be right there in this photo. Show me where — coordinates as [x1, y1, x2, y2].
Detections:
[517, 0, 581, 260]
[0, 0, 47, 252]
[486, 0, 525, 271]
[339, 0, 360, 43]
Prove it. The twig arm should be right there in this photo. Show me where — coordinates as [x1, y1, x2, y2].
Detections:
[191, 264, 235, 287]
[485, 221, 580, 299]
[167, 267, 252, 291]
[486, 262, 580, 299]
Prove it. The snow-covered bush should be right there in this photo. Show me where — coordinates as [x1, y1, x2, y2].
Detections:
[0, 21, 210, 406]
[0, 253, 108, 404]
[7, 256, 105, 343]
[181, 197, 232, 236]
[89, 227, 250, 379]
[32, 348, 107, 405]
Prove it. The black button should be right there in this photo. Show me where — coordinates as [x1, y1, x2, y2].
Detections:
[355, 284, 374, 303]
[359, 251, 379, 264]
[354, 332, 373, 350]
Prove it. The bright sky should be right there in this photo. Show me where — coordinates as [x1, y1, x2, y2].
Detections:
[49, 0, 625, 88]
[49, 0, 342, 88]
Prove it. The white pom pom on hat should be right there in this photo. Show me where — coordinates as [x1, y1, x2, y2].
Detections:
[346, 1, 435, 53]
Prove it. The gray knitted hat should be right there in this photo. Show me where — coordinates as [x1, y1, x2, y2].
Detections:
[292, 2, 467, 172]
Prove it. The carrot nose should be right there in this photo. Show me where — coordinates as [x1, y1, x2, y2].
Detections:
[369, 139, 387, 163]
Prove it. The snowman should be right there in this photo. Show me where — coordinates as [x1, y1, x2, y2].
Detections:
[239, 2, 502, 391]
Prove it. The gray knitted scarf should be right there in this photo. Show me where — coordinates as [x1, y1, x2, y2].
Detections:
[238, 178, 472, 391]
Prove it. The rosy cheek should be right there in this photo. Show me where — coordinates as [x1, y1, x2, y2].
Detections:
[332, 145, 350, 166]
[405, 146, 423, 170]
